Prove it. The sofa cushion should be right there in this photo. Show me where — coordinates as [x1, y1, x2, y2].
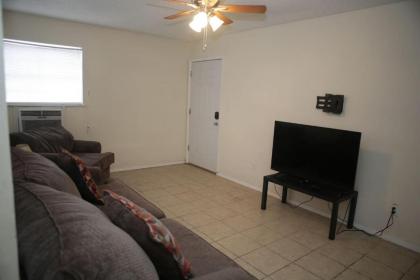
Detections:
[11, 147, 80, 197]
[98, 178, 165, 219]
[62, 149, 103, 203]
[101, 191, 192, 280]
[43, 152, 104, 205]
[74, 152, 115, 170]
[14, 181, 159, 280]
[10, 126, 74, 153]
[161, 218, 239, 277]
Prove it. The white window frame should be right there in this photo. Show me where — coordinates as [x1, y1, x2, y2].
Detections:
[4, 39, 84, 107]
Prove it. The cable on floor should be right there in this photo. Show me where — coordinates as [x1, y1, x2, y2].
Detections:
[335, 200, 395, 237]
[273, 183, 314, 209]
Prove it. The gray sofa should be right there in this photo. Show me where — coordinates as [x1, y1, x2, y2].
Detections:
[11, 148, 255, 280]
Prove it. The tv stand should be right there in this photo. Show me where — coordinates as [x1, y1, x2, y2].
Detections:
[260, 173, 358, 240]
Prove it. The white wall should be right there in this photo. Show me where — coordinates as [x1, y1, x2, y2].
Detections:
[0, 4, 20, 279]
[4, 11, 192, 171]
[191, 1, 420, 251]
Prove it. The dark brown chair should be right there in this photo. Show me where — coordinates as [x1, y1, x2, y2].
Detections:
[10, 126, 114, 184]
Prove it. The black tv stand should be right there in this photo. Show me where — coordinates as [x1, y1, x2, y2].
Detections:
[260, 173, 358, 240]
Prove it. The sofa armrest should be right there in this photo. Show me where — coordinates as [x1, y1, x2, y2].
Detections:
[73, 140, 101, 153]
[193, 268, 256, 280]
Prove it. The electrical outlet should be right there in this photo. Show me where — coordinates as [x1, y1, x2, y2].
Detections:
[391, 203, 398, 215]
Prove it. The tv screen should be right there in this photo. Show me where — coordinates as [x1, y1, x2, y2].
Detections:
[271, 121, 361, 191]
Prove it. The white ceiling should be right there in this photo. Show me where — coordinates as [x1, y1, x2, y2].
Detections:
[3, 0, 405, 41]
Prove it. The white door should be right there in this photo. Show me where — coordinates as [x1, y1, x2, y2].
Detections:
[188, 59, 222, 172]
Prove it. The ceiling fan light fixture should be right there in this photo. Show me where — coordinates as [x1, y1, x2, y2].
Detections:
[164, 1, 267, 51]
[189, 20, 203, 32]
[189, 11, 208, 32]
[209, 15, 223, 31]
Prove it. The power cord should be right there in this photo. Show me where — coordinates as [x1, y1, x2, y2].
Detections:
[289, 196, 314, 209]
[335, 201, 395, 237]
[273, 183, 314, 209]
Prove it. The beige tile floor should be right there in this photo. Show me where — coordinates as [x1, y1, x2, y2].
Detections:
[113, 164, 420, 280]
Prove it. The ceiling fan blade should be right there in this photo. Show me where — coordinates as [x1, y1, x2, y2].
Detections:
[164, 0, 197, 8]
[164, 9, 196, 20]
[217, 5, 267, 14]
[213, 11, 233, 25]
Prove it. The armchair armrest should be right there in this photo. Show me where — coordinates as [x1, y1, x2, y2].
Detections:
[73, 140, 101, 153]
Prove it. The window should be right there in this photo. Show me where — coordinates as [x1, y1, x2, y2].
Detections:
[4, 39, 83, 105]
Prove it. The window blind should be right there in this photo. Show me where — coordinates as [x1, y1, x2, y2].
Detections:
[4, 39, 83, 105]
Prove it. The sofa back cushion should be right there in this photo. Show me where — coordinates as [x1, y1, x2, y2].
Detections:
[11, 147, 80, 197]
[10, 126, 74, 153]
[14, 181, 159, 280]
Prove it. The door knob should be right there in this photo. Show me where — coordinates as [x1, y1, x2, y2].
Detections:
[214, 112, 219, 120]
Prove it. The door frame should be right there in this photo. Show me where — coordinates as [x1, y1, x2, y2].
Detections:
[186, 57, 223, 172]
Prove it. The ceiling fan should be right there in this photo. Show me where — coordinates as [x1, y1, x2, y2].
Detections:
[163, 0, 267, 50]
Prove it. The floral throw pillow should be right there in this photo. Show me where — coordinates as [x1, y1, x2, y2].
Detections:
[61, 149, 101, 202]
[103, 190, 192, 279]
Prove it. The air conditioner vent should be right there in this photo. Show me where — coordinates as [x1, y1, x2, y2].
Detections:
[18, 108, 63, 132]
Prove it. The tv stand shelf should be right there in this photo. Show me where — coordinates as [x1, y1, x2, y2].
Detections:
[260, 173, 358, 240]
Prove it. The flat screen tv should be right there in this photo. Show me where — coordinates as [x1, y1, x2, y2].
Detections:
[271, 121, 361, 191]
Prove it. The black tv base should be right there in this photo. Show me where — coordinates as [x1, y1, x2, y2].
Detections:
[260, 173, 358, 240]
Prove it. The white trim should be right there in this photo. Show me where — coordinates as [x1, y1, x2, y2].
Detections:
[111, 161, 186, 173]
[7, 103, 84, 107]
[0, 10, 20, 277]
[185, 61, 192, 163]
[217, 172, 258, 191]
[190, 57, 223, 63]
[216, 172, 420, 253]
[4, 38, 82, 51]
[186, 57, 223, 173]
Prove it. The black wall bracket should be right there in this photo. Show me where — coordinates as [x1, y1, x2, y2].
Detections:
[316, 94, 344, 114]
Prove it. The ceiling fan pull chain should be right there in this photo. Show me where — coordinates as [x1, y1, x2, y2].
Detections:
[203, 2, 208, 51]
[202, 24, 208, 51]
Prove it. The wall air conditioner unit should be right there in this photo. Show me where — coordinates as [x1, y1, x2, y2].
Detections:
[18, 108, 63, 132]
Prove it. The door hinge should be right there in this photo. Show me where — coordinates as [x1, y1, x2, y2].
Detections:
[190, 70, 192, 77]
[187, 145, 190, 151]
[188, 108, 191, 115]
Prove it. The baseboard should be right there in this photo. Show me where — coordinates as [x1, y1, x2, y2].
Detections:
[111, 161, 186, 173]
[216, 172, 420, 253]
[217, 173, 260, 191]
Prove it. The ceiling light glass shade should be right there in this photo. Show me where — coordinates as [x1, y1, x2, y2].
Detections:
[189, 20, 203, 32]
[189, 11, 208, 32]
[209, 15, 224, 32]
